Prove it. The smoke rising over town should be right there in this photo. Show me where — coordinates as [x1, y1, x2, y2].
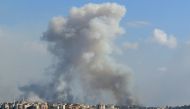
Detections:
[19, 3, 136, 105]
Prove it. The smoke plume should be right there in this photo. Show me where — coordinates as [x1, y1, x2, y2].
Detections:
[20, 3, 136, 105]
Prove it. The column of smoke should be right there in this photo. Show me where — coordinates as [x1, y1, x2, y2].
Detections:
[20, 3, 137, 105]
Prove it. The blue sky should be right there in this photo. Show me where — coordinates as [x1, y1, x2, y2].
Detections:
[0, 0, 190, 106]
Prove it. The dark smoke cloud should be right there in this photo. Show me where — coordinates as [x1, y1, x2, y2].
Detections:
[20, 3, 137, 105]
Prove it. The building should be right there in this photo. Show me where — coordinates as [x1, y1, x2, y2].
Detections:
[97, 104, 105, 109]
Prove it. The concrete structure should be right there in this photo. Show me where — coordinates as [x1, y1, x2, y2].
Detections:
[1, 101, 190, 109]
[2, 103, 9, 109]
[97, 104, 105, 109]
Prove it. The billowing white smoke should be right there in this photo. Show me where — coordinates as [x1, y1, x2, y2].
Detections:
[20, 3, 136, 105]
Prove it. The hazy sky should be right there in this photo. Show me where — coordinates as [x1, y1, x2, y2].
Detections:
[0, 0, 190, 106]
